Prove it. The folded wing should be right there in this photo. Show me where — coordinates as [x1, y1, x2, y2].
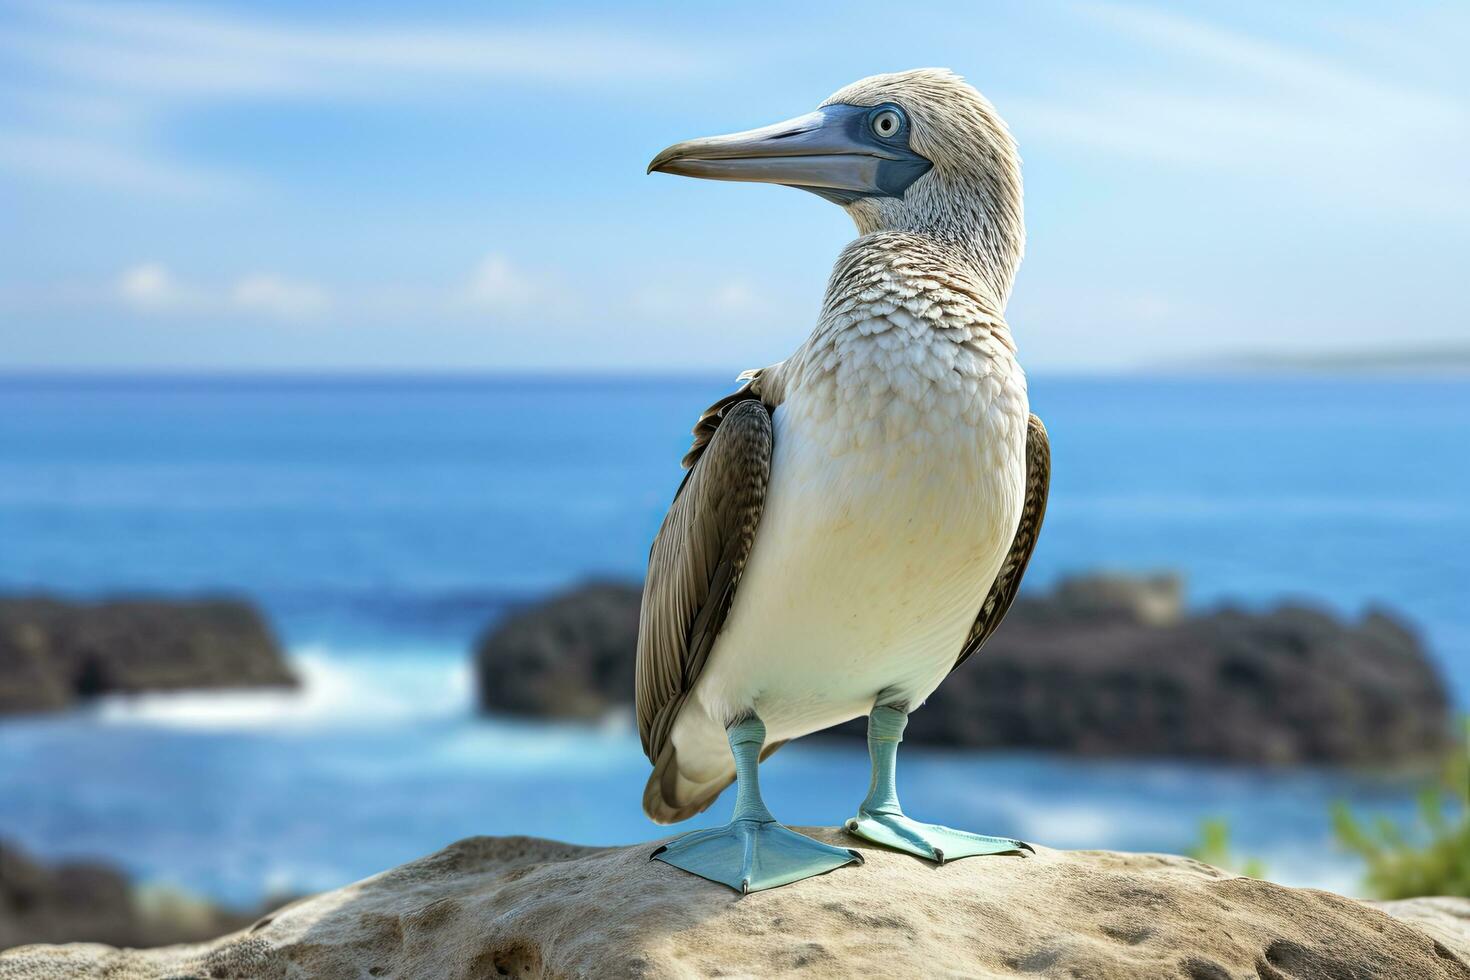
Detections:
[954, 413, 1051, 670]
[636, 390, 774, 765]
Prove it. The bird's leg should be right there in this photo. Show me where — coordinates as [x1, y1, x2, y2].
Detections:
[652, 714, 861, 893]
[845, 703, 1033, 863]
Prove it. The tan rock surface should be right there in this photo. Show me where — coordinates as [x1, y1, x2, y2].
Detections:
[3, 831, 1467, 979]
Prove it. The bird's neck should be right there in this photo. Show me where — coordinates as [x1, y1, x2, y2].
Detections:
[949, 219, 1023, 310]
[932, 227, 1020, 308]
[830, 231, 1011, 322]
[783, 233, 1023, 456]
[851, 180, 1024, 307]
[819, 233, 1014, 341]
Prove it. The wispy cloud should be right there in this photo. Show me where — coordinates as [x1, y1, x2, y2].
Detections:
[8, 0, 718, 99]
[0, 0, 725, 197]
[5, 1, 1466, 370]
[0, 129, 250, 197]
[1010, 2, 1470, 216]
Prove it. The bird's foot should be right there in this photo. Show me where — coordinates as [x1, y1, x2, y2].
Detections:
[845, 809, 1033, 864]
[652, 818, 861, 894]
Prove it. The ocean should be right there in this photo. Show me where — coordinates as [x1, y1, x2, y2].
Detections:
[0, 374, 1466, 906]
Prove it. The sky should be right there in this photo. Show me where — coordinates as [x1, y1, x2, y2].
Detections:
[2, 0, 1467, 373]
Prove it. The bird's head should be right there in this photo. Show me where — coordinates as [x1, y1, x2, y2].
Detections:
[649, 68, 1023, 301]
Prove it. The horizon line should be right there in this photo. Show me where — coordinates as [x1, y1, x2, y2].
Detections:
[2, 365, 1468, 384]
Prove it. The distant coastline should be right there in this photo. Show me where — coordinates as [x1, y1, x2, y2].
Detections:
[3, 360, 1470, 384]
[1174, 344, 1470, 377]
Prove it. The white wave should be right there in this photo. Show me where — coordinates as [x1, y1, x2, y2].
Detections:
[91, 648, 473, 731]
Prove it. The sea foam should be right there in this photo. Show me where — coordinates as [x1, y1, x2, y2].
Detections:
[91, 648, 473, 731]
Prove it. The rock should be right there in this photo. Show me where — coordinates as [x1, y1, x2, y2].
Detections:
[0, 597, 295, 716]
[0, 842, 134, 952]
[1374, 898, 1470, 964]
[904, 596, 1452, 765]
[4, 833, 1467, 979]
[0, 839, 270, 952]
[473, 574, 1453, 766]
[475, 582, 641, 721]
[1049, 571, 1184, 626]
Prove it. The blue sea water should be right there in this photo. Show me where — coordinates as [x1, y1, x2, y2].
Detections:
[0, 374, 1466, 906]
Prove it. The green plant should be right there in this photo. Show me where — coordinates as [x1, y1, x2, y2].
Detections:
[1333, 721, 1470, 899]
[1186, 817, 1266, 879]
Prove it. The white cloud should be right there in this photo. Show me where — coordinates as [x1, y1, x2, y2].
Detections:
[231, 274, 331, 321]
[117, 262, 187, 310]
[113, 263, 332, 322]
[711, 280, 759, 314]
[630, 277, 775, 322]
[460, 254, 542, 315]
[106, 254, 568, 326]
[96, 254, 782, 336]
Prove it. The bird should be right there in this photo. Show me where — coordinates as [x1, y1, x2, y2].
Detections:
[636, 68, 1050, 894]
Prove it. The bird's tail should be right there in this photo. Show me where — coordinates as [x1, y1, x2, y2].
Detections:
[642, 740, 731, 825]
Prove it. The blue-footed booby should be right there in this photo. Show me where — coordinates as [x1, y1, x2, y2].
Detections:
[636, 68, 1050, 893]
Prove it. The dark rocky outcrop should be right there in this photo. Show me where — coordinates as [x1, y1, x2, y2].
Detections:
[0, 839, 273, 952]
[0, 597, 295, 716]
[474, 574, 1454, 765]
[475, 582, 641, 722]
[890, 586, 1452, 765]
[5, 834, 1467, 978]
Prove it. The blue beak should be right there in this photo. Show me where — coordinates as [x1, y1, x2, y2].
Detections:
[647, 103, 931, 205]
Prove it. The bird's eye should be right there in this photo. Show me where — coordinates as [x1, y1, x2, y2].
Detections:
[870, 108, 902, 139]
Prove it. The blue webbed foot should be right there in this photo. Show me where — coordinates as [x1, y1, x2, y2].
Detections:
[845, 703, 1034, 864]
[845, 809, 1032, 864]
[654, 817, 861, 894]
[651, 715, 862, 893]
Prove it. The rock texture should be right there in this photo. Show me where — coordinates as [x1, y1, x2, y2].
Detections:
[474, 575, 1453, 765]
[0, 839, 268, 952]
[4, 833, 1467, 979]
[0, 597, 295, 716]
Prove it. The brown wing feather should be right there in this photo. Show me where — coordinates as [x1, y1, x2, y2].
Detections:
[680, 370, 767, 470]
[954, 414, 1051, 670]
[635, 396, 772, 764]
